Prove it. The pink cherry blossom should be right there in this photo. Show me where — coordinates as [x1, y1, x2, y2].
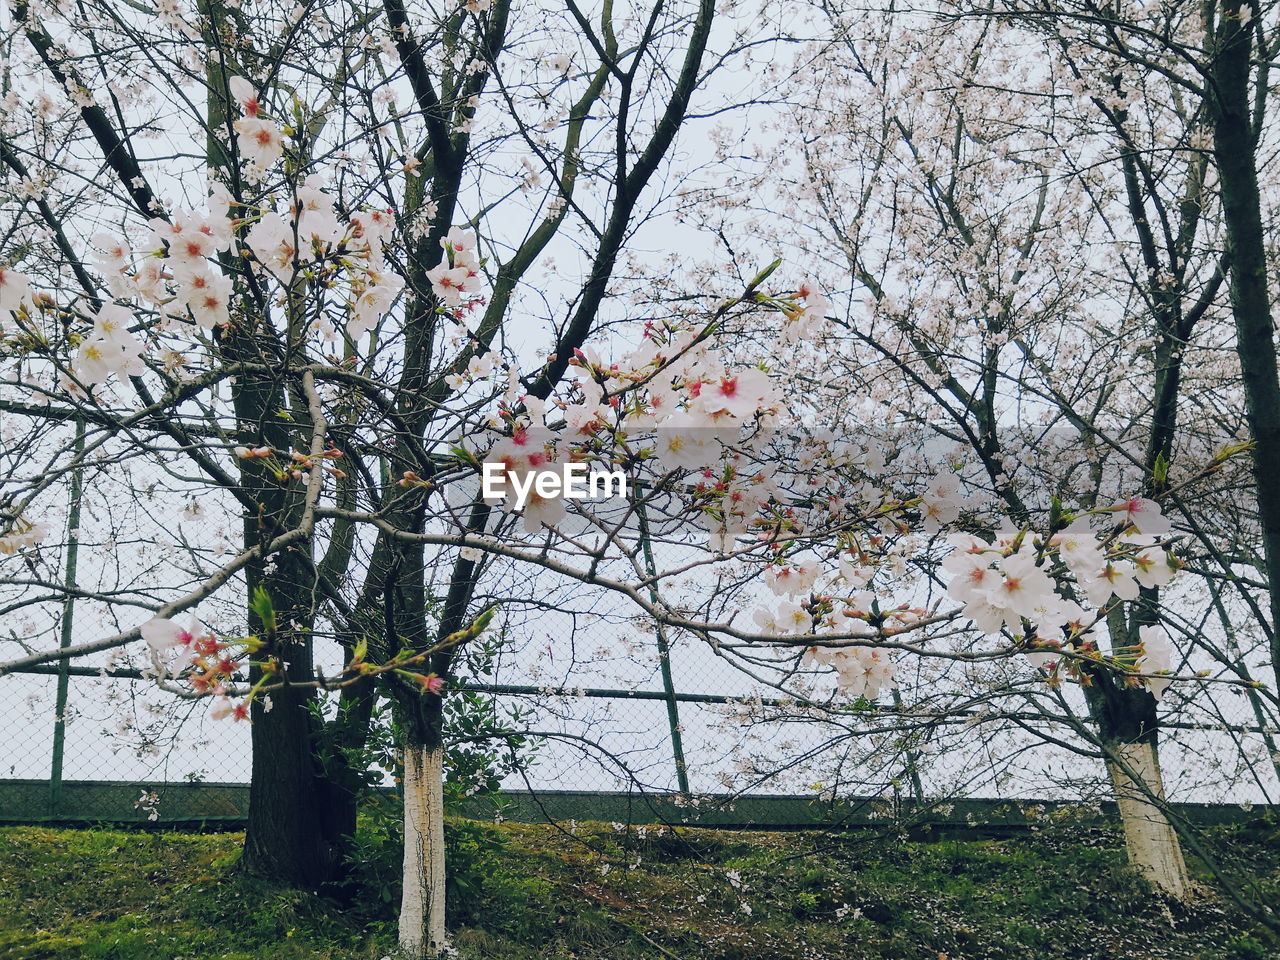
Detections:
[291, 175, 344, 245]
[422, 674, 446, 695]
[920, 471, 963, 532]
[228, 76, 261, 117]
[1083, 560, 1140, 606]
[984, 550, 1057, 623]
[426, 263, 480, 307]
[150, 212, 220, 264]
[1111, 497, 1171, 537]
[698, 368, 775, 420]
[1136, 624, 1174, 700]
[247, 212, 304, 281]
[765, 562, 819, 597]
[0, 266, 32, 314]
[141, 616, 198, 653]
[173, 267, 232, 329]
[234, 116, 284, 169]
[441, 227, 479, 260]
[1131, 547, 1174, 588]
[73, 304, 146, 386]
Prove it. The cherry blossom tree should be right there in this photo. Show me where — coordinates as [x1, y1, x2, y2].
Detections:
[669, 0, 1280, 906]
[0, 0, 730, 949]
[1, 0, 1271, 954]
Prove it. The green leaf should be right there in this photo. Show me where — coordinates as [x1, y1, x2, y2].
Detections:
[1152, 451, 1169, 488]
[250, 585, 277, 634]
[749, 258, 783, 289]
[451, 444, 479, 467]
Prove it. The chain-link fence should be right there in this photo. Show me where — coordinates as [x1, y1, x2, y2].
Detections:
[3, 427, 1279, 825]
[3, 628, 1278, 825]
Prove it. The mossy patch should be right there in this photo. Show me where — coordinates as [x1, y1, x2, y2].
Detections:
[0, 818, 1274, 959]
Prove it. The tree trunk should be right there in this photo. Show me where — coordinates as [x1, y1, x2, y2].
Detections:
[1210, 0, 1280, 690]
[197, 0, 347, 889]
[1083, 614, 1191, 900]
[1106, 739, 1191, 899]
[241, 676, 335, 883]
[315, 676, 379, 894]
[238, 543, 339, 885]
[399, 738, 448, 959]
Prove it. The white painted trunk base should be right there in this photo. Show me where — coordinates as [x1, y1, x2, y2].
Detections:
[1106, 740, 1190, 900]
[399, 744, 448, 959]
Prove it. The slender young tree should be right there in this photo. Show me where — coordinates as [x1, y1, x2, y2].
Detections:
[693, 0, 1278, 897]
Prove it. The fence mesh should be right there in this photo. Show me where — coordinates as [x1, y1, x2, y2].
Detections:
[2, 447, 1278, 824]
[2, 624, 1277, 823]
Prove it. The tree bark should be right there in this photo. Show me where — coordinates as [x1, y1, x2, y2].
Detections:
[1210, 0, 1280, 689]
[200, 1, 308, 886]
[1082, 613, 1191, 899]
[390, 501, 487, 954]
[241, 658, 333, 883]
[315, 676, 380, 892]
[198, 1, 368, 888]
[399, 738, 448, 959]
[1106, 740, 1191, 899]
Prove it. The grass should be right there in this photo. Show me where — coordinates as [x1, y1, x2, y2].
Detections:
[0, 816, 1275, 960]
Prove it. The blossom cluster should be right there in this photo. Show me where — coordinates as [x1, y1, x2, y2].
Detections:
[50, 178, 399, 390]
[451, 279, 1181, 706]
[0, 74, 410, 397]
[779, 280, 831, 344]
[141, 616, 253, 720]
[451, 280, 798, 533]
[0, 516, 49, 555]
[70, 303, 145, 390]
[427, 227, 485, 310]
[942, 499, 1178, 697]
[803, 643, 897, 700]
[752, 556, 913, 698]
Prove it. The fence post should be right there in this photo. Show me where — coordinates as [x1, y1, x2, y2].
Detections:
[635, 501, 690, 795]
[49, 419, 85, 816]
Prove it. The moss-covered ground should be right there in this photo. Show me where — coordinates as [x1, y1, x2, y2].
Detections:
[0, 816, 1276, 959]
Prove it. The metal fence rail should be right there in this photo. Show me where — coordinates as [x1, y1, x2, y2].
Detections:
[1, 778, 1270, 832]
